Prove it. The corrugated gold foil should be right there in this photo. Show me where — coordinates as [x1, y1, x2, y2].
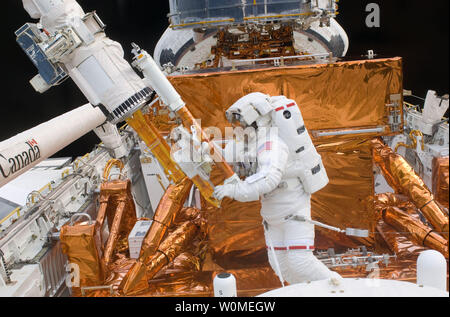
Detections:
[154, 252, 202, 277]
[135, 267, 281, 297]
[372, 194, 449, 285]
[119, 221, 199, 295]
[140, 178, 193, 258]
[374, 193, 411, 212]
[103, 200, 127, 266]
[383, 207, 448, 258]
[375, 221, 426, 282]
[100, 179, 137, 266]
[60, 221, 105, 287]
[174, 207, 202, 224]
[118, 178, 192, 294]
[205, 138, 377, 269]
[167, 58, 403, 136]
[372, 139, 449, 239]
[146, 221, 199, 280]
[432, 157, 449, 209]
[127, 110, 186, 183]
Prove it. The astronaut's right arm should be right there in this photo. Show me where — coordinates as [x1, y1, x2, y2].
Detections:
[216, 138, 289, 203]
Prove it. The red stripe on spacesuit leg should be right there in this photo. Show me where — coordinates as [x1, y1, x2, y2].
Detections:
[286, 103, 296, 108]
[266, 245, 315, 251]
[275, 106, 285, 112]
[288, 246, 315, 250]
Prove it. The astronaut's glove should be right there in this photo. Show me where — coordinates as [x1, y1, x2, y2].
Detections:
[213, 184, 236, 201]
[201, 142, 213, 163]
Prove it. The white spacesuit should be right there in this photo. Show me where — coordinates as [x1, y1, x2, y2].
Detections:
[214, 93, 341, 285]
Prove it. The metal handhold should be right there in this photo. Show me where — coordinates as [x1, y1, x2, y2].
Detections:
[69, 213, 92, 226]
[345, 228, 369, 238]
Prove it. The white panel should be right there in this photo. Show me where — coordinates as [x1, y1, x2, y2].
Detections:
[77, 56, 115, 98]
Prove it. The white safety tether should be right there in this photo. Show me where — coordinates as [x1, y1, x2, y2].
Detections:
[264, 221, 285, 287]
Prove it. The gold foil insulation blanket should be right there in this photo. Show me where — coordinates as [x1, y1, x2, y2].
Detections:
[141, 178, 193, 258]
[383, 207, 448, 258]
[60, 178, 139, 292]
[126, 110, 185, 183]
[372, 139, 449, 238]
[432, 157, 449, 209]
[60, 221, 105, 288]
[100, 179, 137, 266]
[203, 138, 379, 269]
[119, 221, 199, 295]
[118, 178, 192, 294]
[78, 58, 441, 296]
[166, 58, 403, 137]
[146, 221, 199, 280]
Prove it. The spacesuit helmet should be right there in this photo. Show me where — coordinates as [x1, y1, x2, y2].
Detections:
[226, 92, 273, 128]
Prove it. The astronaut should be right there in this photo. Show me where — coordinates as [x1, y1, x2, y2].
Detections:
[214, 93, 341, 285]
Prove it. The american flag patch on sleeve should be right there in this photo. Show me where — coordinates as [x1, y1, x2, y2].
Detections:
[257, 141, 272, 155]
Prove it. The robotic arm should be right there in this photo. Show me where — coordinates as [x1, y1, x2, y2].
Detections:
[10, 0, 236, 206]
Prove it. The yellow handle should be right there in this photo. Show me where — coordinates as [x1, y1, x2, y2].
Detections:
[103, 159, 125, 181]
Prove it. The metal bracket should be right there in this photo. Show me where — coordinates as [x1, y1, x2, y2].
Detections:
[81, 285, 114, 296]
[0, 250, 12, 284]
[386, 94, 403, 133]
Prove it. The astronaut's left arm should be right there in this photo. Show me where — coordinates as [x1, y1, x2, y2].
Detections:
[214, 139, 289, 203]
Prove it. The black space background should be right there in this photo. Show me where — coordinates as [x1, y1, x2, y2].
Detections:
[0, 0, 448, 159]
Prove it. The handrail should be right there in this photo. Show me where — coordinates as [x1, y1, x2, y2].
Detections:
[170, 18, 235, 29]
[243, 12, 314, 20]
[0, 207, 21, 225]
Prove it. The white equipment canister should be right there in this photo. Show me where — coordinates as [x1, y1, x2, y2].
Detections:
[213, 273, 237, 297]
[417, 250, 447, 291]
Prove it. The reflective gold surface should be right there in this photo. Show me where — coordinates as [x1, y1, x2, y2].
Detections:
[383, 207, 448, 258]
[167, 58, 403, 136]
[141, 178, 193, 258]
[70, 58, 450, 296]
[60, 221, 105, 288]
[119, 178, 193, 294]
[433, 156, 449, 209]
[100, 180, 137, 266]
[372, 139, 449, 239]
[145, 221, 199, 280]
[126, 110, 186, 183]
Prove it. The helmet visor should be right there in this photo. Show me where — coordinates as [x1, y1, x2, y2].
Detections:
[226, 112, 244, 125]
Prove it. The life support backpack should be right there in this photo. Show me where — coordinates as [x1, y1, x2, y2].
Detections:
[269, 96, 329, 194]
